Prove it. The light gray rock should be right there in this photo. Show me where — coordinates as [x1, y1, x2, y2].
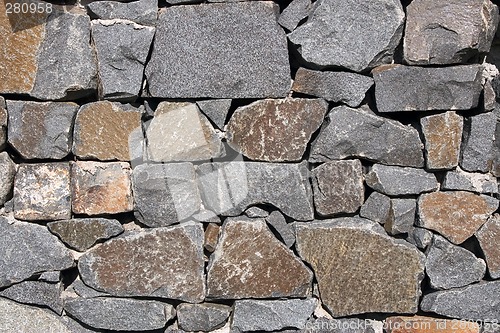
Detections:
[492, 113, 500, 177]
[132, 163, 202, 227]
[87, 0, 158, 26]
[0, 152, 15, 206]
[232, 298, 316, 331]
[193, 210, 220, 223]
[407, 227, 433, 250]
[38, 271, 60, 283]
[309, 106, 424, 167]
[360, 192, 392, 225]
[146, 2, 290, 98]
[373, 64, 483, 112]
[245, 207, 269, 218]
[404, 0, 499, 65]
[292, 68, 374, 107]
[197, 161, 314, 221]
[177, 303, 231, 332]
[365, 164, 438, 196]
[476, 215, 500, 279]
[460, 112, 497, 172]
[0, 218, 74, 288]
[7, 100, 78, 159]
[0, 281, 63, 314]
[67, 278, 110, 299]
[442, 167, 497, 194]
[64, 297, 175, 331]
[288, 0, 405, 72]
[425, 235, 486, 290]
[278, 0, 311, 31]
[420, 281, 500, 320]
[196, 99, 232, 130]
[265, 211, 295, 248]
[385, 199, 416, 235]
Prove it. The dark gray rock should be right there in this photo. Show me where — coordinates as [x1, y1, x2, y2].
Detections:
[64, 297, 175, 331]
[265, 211, 295, 248]
[420, 281, 500, 320]
[309, 106, 424, 167]
[373, 64, 483, 112]
[0, 152, 15, 206]
[384, 199, 416, 235]
[67, 278, 110, 299]
[177, 303, 231, 332]
[476, 215, 500, 279]
[132, 163, 202, 227]
[0, 281, 63, 314]
[278, 0, 311, 31]
[460, 112, 497, 172]
[245, 207, 269, 218]
[492, 114, 500, 177]
[360, 192, 391, 225]
[7, 100, 78, 159]
[442, 167, 497, 193]
[404, 0, 499, 65]
[292, 68, 374, 107]
[196, 99, 232, 130]
[0, 218, 74, 288]
[365, 164, 438, 196]
[197, 162, 314, 221]
[146, 2, 290, 98]
[406, 227, 433, 250]
[87, 0, 158, 26]
[0, 96, 6, 149]
[232, 299, 316, 331]
[288, 0, 405, 72]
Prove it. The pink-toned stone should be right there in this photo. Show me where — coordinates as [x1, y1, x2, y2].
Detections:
[204, 223, 220, 253]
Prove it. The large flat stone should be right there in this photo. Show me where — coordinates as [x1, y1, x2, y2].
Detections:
[476, 215, 500, 279]
[278, 0, 311, 31]
[295, 218, 425, 317]
[384, 198, 417, 235]
[310, 106, 424, 167]
[373, 64, 483, 112]
[146, 2, 290, 98]
[207, 218, 313, 299]
[79, 222, 205, 302]
[197, 162, 314, 221]
[177, 303, 231, 332]
[442, 167, 498, 194]
[226, 98, 328, 162]
[385, 316, 480, 333]
[86, 0, 158, 26]
[0, 152, 15, 206]
[0, 281, 63, 314]
[460, 112, 497, 172]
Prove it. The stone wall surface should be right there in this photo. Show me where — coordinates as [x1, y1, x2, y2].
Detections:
[1, 0, 500, 332]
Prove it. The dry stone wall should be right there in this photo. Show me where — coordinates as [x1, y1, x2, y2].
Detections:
[1, 0, 500, 331]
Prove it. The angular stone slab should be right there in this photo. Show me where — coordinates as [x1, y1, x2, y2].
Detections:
[146, 2, 290, 98]
[87, 0, 158, 26]
[64, 297, 175, 331]
[0, 218, 74, 288]
[68, 278, 110, 299]
[442, 167, 498, 194]
[295, 218, 425, 317]
[197, 162, 314, 221]
[79, 222, 205, 302]
[386, 316, 480, 333]
[7, 100, 78, 160]
[385, 198, 416, 235]
[0, 152, 15, 206]
[365, 164, 438, 196]
[278, 0, 311, 31]
[417, 191, 499, 244]
[177, 303, 231, 332]
[265, 211, 295, 248]
[38, 271, 60, 283]
[292, 68, 374, 107]
[460, 112, 496, 173]
[72, 101, 143, 161]
[0, 96, 6, 149]
[360, 192, 391, 225]
[14, 163, 71, 221]
[0, 281, 63, 314]
[71, 161, 133, 215]
[196, 99, 232, 130]
[132, 163, 202, 227]
[404, 0, 499, 65]
[226, 98, 328, 162]
[309, 106, 424, 167]
[245, 207, 269, 218]
[425, 235, 485, 290]
[207, 218, 313, 299]
[421, 281, 500, 320]
[420, 111, 463, 170]
[232, 298, 316, 331]
[476, 215, 500, 279]
[47, 218, 124, 251]
[407, 227, 433, 250]
[204, 223, 220, 252]
[288, 0, 404, 72]
[373, 65, 483, 112]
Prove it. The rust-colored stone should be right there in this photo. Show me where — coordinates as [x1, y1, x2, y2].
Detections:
[204, 223, 220, 253]
[386, 316, 479, 333]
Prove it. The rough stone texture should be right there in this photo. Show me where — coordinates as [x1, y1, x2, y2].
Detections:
[206, 218, 313, 299]
[278, 0, 311, 31]
[0, 152, 15, 206]
[365, 164, 438, 196]
[360, 192, 392, 225]
[79, 222, 205, 302]
[460, 112, 496, 173]
[442, 167, 498, 194]
[385, 199, 416, 235]
[417, 191, 499, 244]
[404, 0, 499, 65]
[146, 2, 290, 98]
[309, 106, 424, 167]
[7, 100, 78, 160]
[38, 271, 60, 283]
[73, 101, 143, 161]
[196, 99, 232, 130]
[204, 223, 220, 253]
[245, 207, 269, 218]
[71, 161, 133, 215]
[232, 298, 316, 331]
[420, 111, 463, 170]
[295, 218, 425, 317]
[0, 281, 63, 314]
[132, 163, 201, 227]
[420, 281, 500, 320]
[292, 68, 374, 107]
[193, 210, 220, 223]
[385, 316, 480, 333]
[407, 227, 433, 250]
[311, 160, 364, 215]
[197, 162, 314, 221]
[226, 98, 328, 162]
[47, 218, 124, 251]
[92, 20, 155, 102]
[68, 278, 110, 299]
[425, 235, 486, 290]
[0, 96, 6, 149]
[265, 211, 295, 248]
[14, 163, 71, 221]
[177, 303, 231, 332]
[87, 0, 158, 26]
[146, 102, 224, 162]
[373, 65, 483, 112]
[476, 215, 500, 279]
[288, 0, 405, 72]
[0, 218, 74, 288]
